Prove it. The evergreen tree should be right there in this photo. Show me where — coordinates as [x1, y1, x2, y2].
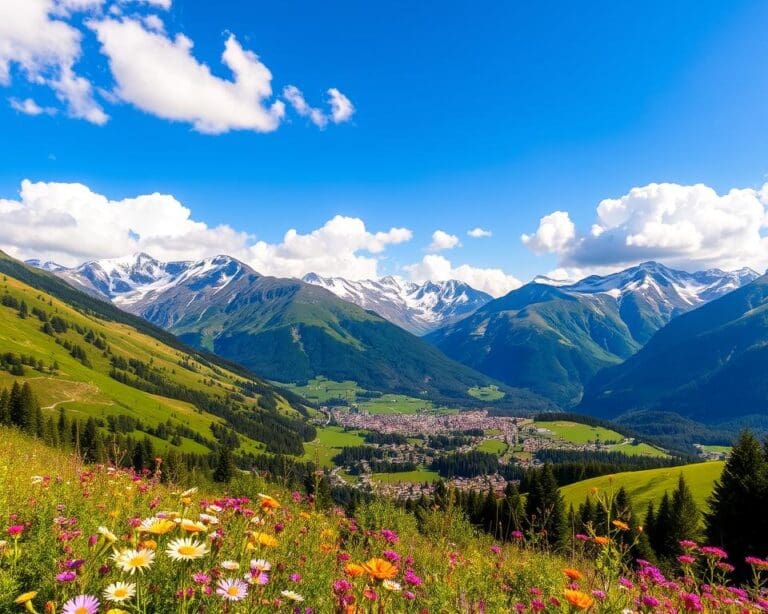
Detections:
[525, 464, 565, 549]
[0, 387, 9, 425]
[213, 446, 236, 483]
[705, 431, 768, 580]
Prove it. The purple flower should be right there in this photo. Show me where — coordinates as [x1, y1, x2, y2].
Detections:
[381, 529, 399, 544]
[641, 595, 660, 608]
[382, 549, 401, 563]
[404, 569, 423, 586]
[56, 571, 77, 582]
[289, 573, 302, 583]
[681, 592, 703, 612]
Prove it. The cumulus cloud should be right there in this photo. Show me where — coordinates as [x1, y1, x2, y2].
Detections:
[523, 182, 768, 273]
[89, 18, 285, 133]
[467, 227, 492, 238]
[427, 230, 460, 252]
[521, 210, 576, 254]
[405, 254, 521, 297]
[0, 180, 412, 281]
[0, 0, 108, 124]
[282, 85, 355, 128]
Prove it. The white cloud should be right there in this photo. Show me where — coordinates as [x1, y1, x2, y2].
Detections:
[0, 181, 413, 281]
[521, 210, 576, 254]
[427, 230, 460, 252]
[467, 227, 492, 238]
[327, 87, 354, 123]
[405, 254, 521, 297]
[89, 18, 285, 133]
[248, 216, 412, 279]
[125, 0, 171, 8]
[9, 97, 56, 116]
[523, 182, 768, 273]
[283, 85, 328, 128]
[0, 0, 108, 124]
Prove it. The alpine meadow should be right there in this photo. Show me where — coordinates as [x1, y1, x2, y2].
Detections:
[3, 2, 768, 613]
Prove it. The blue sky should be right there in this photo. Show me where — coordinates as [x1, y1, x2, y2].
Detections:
[2, 0, 768, 295]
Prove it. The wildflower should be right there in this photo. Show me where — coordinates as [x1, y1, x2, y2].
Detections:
[61, 595, 100, 614]
[113, 548, 155, 574]
[216, 578, 248, 601]
[593, 536, 609, 546]
[250, 532, 278, 548]
[140, 539, 157, 551]
[380, 529, 399, 543]
[166, 537, 209, 561]
[289, 573, 302, 583]
[382, 580, 402, 592]
[642, 595, 660, 608]
[180, 487, 199, 498]
[563, 568, 582, 581]
[251, 559, 272, 572]
[221, 560, 240, 571]
[591, 589, 606, 600]
[746, 556, 768, 569]
[362, 557, 399, 580]
[98, 526, 117, 543]
[382, 549, 401, 563]
[345, 563, 366, 577]
[511, 530, 524, 539]
[139, 517, 175, 535]
[564, 590, 593, 610]
[280, 590, 304, 602]
[678, 555, 696, 565]
[56, 571, 77, 582]
[192, 572, 211, 584]
[248, 570, 270, 585]
[7, 524, 25, 536]
[700, 546, 728, 559]
[258, 493, 281, 510]
[179, 519, 207, 533]
[679, 540, 698, 550]
[404, 569, 423, 586]
[403, 591, 416, 600]
[14, 592, 37, 605]
[612, 520, 630, 531]
[103, 582, 136, 603]
[681, 592, 703, 612]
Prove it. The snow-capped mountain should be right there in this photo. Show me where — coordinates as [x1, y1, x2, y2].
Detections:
[24, 259, 66, 272]
[534, 261, 760, 344]
[50, 253, 246, 311]
[302, 273, 492, 335]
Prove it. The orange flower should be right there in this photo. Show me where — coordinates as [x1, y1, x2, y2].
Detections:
[612, 520, 629, 531]
[593, 536, 610, 546]
[258, 494, 281, 511]
[362, 557, 398, 580]
[564, 589, 594, 610]
[563, 568, 582, 581]
[344, 563, 366, 577]
[141, 539, 157, 551]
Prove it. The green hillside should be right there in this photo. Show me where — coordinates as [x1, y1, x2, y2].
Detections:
[581, 274, 768, 423]
[427, 283, 640, 406]
[0, 255, 314, 458]
[560, 461, 724, 515]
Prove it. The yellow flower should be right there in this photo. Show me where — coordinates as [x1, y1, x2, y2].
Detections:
[180, 519, 207, 533]
[320, 528, 336, 539]
[140, 539, 157, 551]
[103, 582, 136, 603]
[564, 589, 594, 610]
[250, 532, 279, 548]
[139, 517, 176, 535]
[612, 520, 630, 531]
[299, 512, 311, 520]
[14, 592, 37, 604]
[107, 610, 130, 614]
[362, 558, 399, 580]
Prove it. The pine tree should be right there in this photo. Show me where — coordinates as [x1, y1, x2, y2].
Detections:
[0, 387, 9, 425]
[705, 431, 768, 580]
[525, 464, 565, 549]
[213, 446, 236, 483]
[8, 382, 23, 428]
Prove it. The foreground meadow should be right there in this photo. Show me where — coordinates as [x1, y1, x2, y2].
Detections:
[1, 427, 768, 613]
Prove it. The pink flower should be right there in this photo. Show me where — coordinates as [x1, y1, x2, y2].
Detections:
[681, 592, 703, 612]
[678, 555, 696, 565]
[383, 550, 401, 563]
[404, 569, 423, 586]
[61, 594, 99, 614]
[381, 529, 399, 544]
[700, 546, 728, 559]
[7, 524, 24, 536]
[511, 530, 523, 540]
[679, 540, 698, 550]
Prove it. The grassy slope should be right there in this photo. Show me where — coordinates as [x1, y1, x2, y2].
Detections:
[0, 269, 306, 456]
[560, 461, 725, 515]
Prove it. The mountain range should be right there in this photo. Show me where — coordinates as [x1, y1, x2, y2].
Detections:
[301, 273, 492, 335]
[37, 253, 547, 407]
[580, 272, 768, 424]
[426, 262, 759, 407]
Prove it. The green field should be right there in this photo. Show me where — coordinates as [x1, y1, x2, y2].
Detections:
[468, 385, 505, 401]
[371, 469, 440, 484]
[701, 445, 732, 455]
[608, 441, 668, 458]
[301, 426, 365, 467]
[359, 394, 435, 414]
[560, 461, 724, 515]
[532, 420, 623, 444]
[281, 377, 363, 403]
[476, 439, 508, 454]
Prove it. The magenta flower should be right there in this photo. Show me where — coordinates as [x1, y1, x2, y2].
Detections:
[7, 524, 24, 536]
[381, 529, 399, 544]
[56, 571, 77, 582]
[511, 530, 523, 540]
[404, 569, 423, 586]
[289, 573, 302, 583]
[681, 592, 703, 612]
[700, 546, 728, 559]
[678, 555, 696, 565]
[382, 549, 401, 563]
[61, 594, 99, 614]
